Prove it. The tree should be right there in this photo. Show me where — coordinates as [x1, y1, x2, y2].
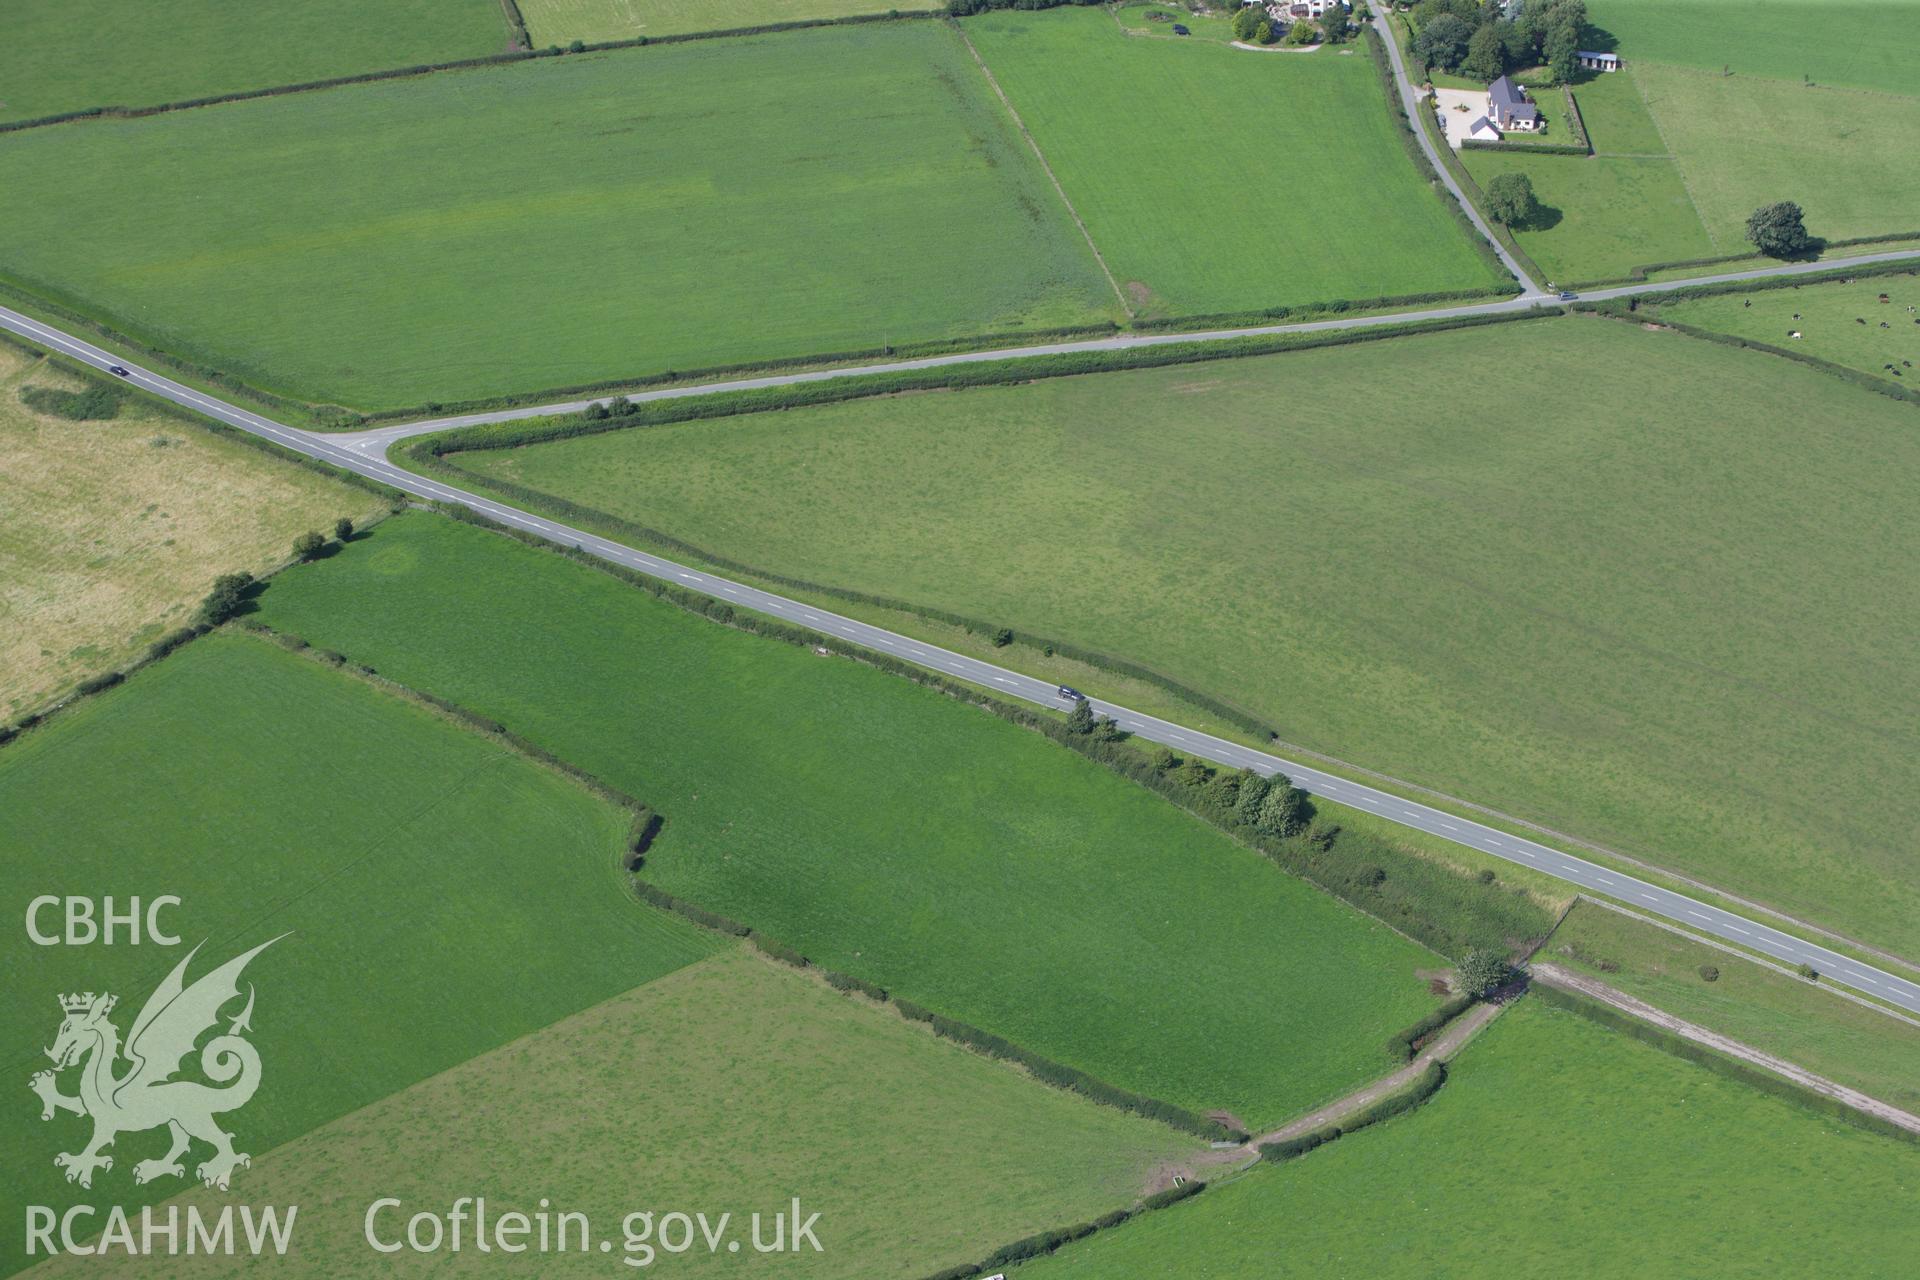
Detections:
[1234, 773, 1273, 824]
[1745, 201, 1813, 257]
[1544, 20, 1578, 82]
[1485, 171, 1537, 226]
[1064, 696, 1096, 736]
[1460, 21, 1505, 79]
[1284, 18, 1317, 44]
[1414, 14, 1474, 71]
[293, 530, 327, 561]
[1320, 10, 1347, 43]
[1231, 3, 1265, 41]
[333, 517, 354, 542]
[1455, 947, 1512, 997]
[196, 572, 255, 625]
[1255, 781, 1309, 838]
[990, 627, 1014, 647]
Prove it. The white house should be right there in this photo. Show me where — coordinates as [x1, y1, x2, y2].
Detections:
[1487, 75, 1541, 132]
[1576, 50, 1621, 71]
[1266, 0, 1347, 21]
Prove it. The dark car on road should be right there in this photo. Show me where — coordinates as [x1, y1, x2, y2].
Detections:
[1057, 685, 1083, 702]
[108, 365, 130, 377]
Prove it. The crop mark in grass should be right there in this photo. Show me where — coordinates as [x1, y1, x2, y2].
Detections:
[1629, 62, 1718, 250]
[954, 22, 1134, 318]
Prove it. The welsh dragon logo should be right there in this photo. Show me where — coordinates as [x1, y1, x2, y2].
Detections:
[30, 936, 283, 1192]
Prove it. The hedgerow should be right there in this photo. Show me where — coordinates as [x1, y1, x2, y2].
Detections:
[625, 873, 1240, 1141]
[1384, 993, 1475, 1060]
[18, 382, 122, 420]
[916, 1176, 1204, 1280]
[1259, 1059, 1449, 1163]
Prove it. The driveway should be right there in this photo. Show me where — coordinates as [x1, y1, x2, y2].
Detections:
[1431, 87, 1485, 149]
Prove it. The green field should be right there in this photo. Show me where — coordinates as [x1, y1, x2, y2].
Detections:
[0, 632, 718, 1262]
[1635, 61, 1920, 246]
[1588, 0, 1920, 95]
[1651, 271, 1920, 385]
[1019, 1001, 1920, 1277]
[521, 0, 906, 42]
[968, 9, 1505, 315]
[252, 513, 1445, 1127]
[1464, 151, 1712, 284]
[40, 948, 1196, 1278]
[447, 318, 1920, 956]
[0, 25, 1114, 414]
[0, 0, 509, 123]
[1547, 902, 1920, 1111]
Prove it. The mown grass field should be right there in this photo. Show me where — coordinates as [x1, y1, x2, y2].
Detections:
[1635, 60, 1920, 246]
[449, 318, 1920, 956]
[0, 25, 1114, 414]
[253, 513, 1445, 1127]
[45, 948, 1197, 1279]
[0, 0, 509, 123]
[0, 347, 375, 716]
[968, 9, 1505, 315]
[1587, 0, 1920, 95]
[1546, 902, 1920, 1111]
[1650, 271, 1920, 385]
[521, 0, 905, 42]
[1020, 1000, 1920, 1276]
[1463, 48, 1920, 281]
[0, 632, 718, 1264]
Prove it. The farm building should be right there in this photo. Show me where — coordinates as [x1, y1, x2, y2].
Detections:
[1577, 50, 1620, 72]
[1487, 75, 1541, 131]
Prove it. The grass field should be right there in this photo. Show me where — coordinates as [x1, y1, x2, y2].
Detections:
[1111, 2, 1237, 43]
[0, 24, 1114, 414]
[1020, 1000, 1920, 1277]
[1650, 271, 1920, 385]
[447, 317, 1920, 956]
[1546, 901, 1920, 1111]
[0, 632, 718, 1263]
[521, 0, 906, 42]
[1587, 0, 1920, 96]
[967, 9, 1505, 316]
[38, 948, 1198, 1278]
[0, 0, 509, 123]
[0, 348, 375, 716]
[252, 513, 1446, 1127]
[1634, 61, 1920, 246]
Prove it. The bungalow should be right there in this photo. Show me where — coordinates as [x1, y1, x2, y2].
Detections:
[1266, 0, 1345, 20]
[1576, 50, 1621, 72]
[1487, 75, 1541, 132]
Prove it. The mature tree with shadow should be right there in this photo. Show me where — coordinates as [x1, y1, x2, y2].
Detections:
[1485, 171, 1539, 228]
[1746, 201, 1817, 257]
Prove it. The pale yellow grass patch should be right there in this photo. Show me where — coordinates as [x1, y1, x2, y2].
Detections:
[0, 355, 377, 715]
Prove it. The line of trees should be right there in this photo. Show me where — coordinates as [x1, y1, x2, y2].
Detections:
[1413, 0, 1586, 83]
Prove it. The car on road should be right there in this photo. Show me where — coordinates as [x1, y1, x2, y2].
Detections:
[1057, 685, 1083, 702]
[1557, 290, 1577, 301]
[107, 365, 130, 377]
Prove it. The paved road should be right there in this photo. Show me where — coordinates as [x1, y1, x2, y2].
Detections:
[7, 277, 1920, 1017]
[1366, 8, 1543, 293]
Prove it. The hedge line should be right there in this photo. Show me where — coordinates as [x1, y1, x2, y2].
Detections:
[0, 10, 943, 139]
[1582, 301, 1920, 408]
[1560, 84, 1591, 152]
[18, 382, 123, 420]
[426, 500, 1555, 963]
[1530, 982, 1918, 1145]
[1128, 286, 1510, 334]
[406, 310, 1548, 745]
[1362, 28, 1518, 288]
[1461, 138, 1590, 157]
[1259, 1060, 1448, 1163]
[1612, 261, 1920, 307]
[624, 875, 1241, 1142]
[917, 1179, 1205, 1280]
[498, 0, 532, 50]
[1384, 993, 1474, 1061]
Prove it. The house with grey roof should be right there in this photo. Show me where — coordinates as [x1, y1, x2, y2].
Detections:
[1486, 75, 1541, 132]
